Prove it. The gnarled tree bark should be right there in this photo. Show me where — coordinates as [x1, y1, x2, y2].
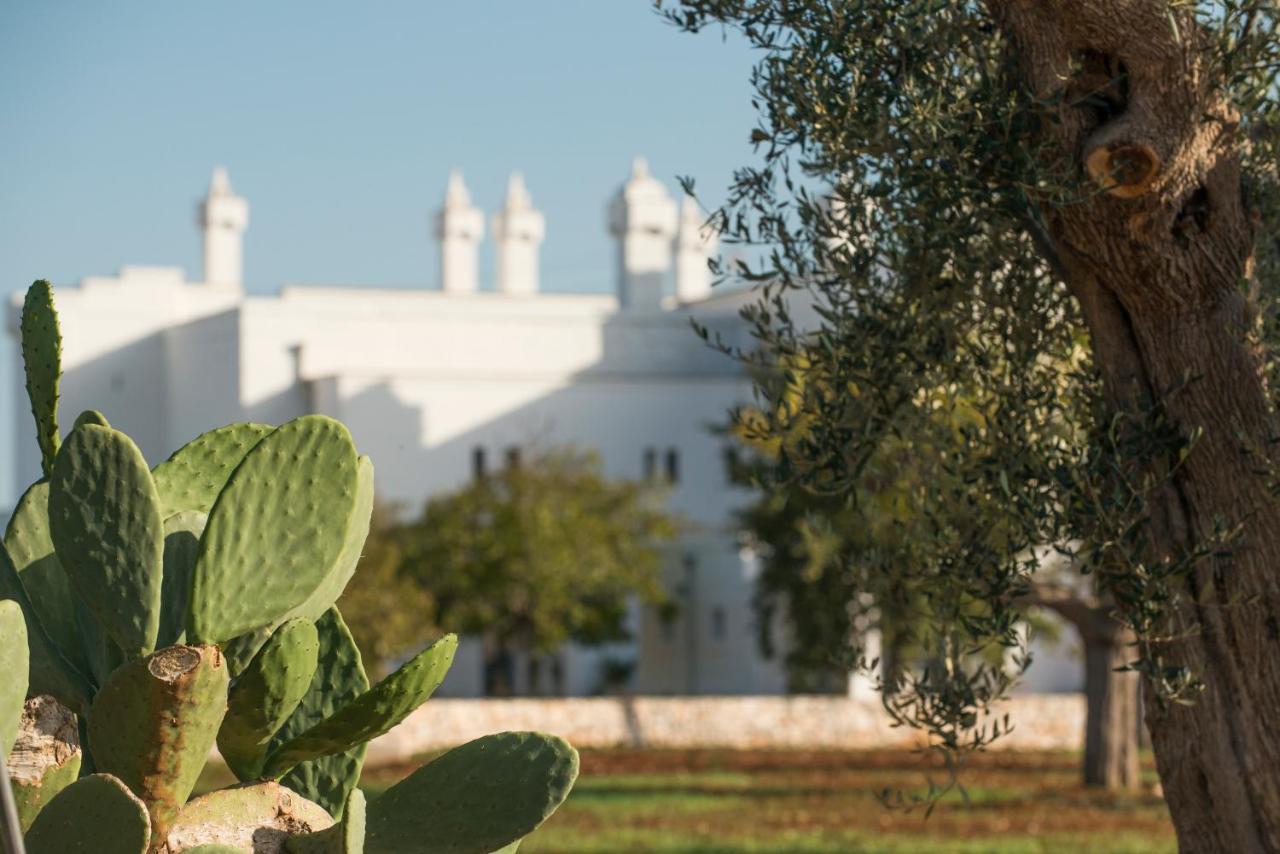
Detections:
[987, 2, 1280, 849]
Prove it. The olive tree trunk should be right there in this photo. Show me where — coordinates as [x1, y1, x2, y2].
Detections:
[1082, 629, 1140, 790]
[989, 2, 1280, 849]
[1030, 584, 1140, 790]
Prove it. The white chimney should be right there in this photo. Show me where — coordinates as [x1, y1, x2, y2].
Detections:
[197, 166, 249, 288]
[607, 158, 677, 310]
[674, 195, 718, 303]
[434, 170, 484, 293]
[492, 172, 545, 295]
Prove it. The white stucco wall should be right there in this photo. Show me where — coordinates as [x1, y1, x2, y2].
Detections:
[4, 166, 1088, 701]
[7, 267, 242, 485]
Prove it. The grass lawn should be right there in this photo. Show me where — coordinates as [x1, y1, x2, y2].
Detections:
[358, 748, 1177, 853]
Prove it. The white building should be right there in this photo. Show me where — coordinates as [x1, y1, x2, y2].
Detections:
[5, 162, 1082, 697]
[5, 161, 798, 698]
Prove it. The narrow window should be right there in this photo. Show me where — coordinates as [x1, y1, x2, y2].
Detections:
[665, 448, 680, 484]
[711, 607, 726, 641]
[527, 657, 542, 695]
[472, 447, 487, 480]
[643, 447, 658, 480]
[550, 656, 565, 695]
[505, 446, 522, 469]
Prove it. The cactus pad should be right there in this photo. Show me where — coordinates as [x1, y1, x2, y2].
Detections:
[88, 644, 230, 840]
[222, 624, 274, 677]
[223, 455, 372, 680]
[5, 481, 109, 698]
[75, 593, 125, 690]
[289, 455, 375, 623]
[264, 633, 456, 777]
[273, 608, 368, 819]
[0, 544, 91, 712]
[188, 416, 362, 644]
[4, 479, 87, 675]
[24, 773, 151, 854]
[158, 511, 208, 648]
[48, 424, 165, 658]
[72, 409, 110, 429]
[9, 695, 82, 833]
[20, 280, 62, 477]
[364, 732, 579, 854]
[152, 422, 273, 517]
[160, 781, 333, 854]
[0, 599, 28, 756]
[219, 618, 320, 781]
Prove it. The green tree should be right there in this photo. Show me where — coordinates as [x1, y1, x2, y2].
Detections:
[350, 447, 679, 696]
[664, 1, 1280, 844]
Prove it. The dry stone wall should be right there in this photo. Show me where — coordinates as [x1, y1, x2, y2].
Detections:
[364, 694, 1086, 765]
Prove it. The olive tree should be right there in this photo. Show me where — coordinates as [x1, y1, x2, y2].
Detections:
[663, 1, 1280, 847]
[734, 385, 1141, 789]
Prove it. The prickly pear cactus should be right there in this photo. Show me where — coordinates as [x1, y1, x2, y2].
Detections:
[2, 280, 578, 853]
[20, 280, 61, 477]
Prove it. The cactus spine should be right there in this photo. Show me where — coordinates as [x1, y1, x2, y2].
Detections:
[2, 280, 577, 853]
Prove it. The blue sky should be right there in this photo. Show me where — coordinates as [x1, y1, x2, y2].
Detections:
[0, 1, 758, 296]
[0, 2, 760, 502]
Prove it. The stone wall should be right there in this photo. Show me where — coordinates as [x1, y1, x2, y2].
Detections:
[364, 693, 1086, 765]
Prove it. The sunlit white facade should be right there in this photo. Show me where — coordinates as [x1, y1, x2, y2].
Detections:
[6, 163, 798, 697]
[6, 163, 1081, 697]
